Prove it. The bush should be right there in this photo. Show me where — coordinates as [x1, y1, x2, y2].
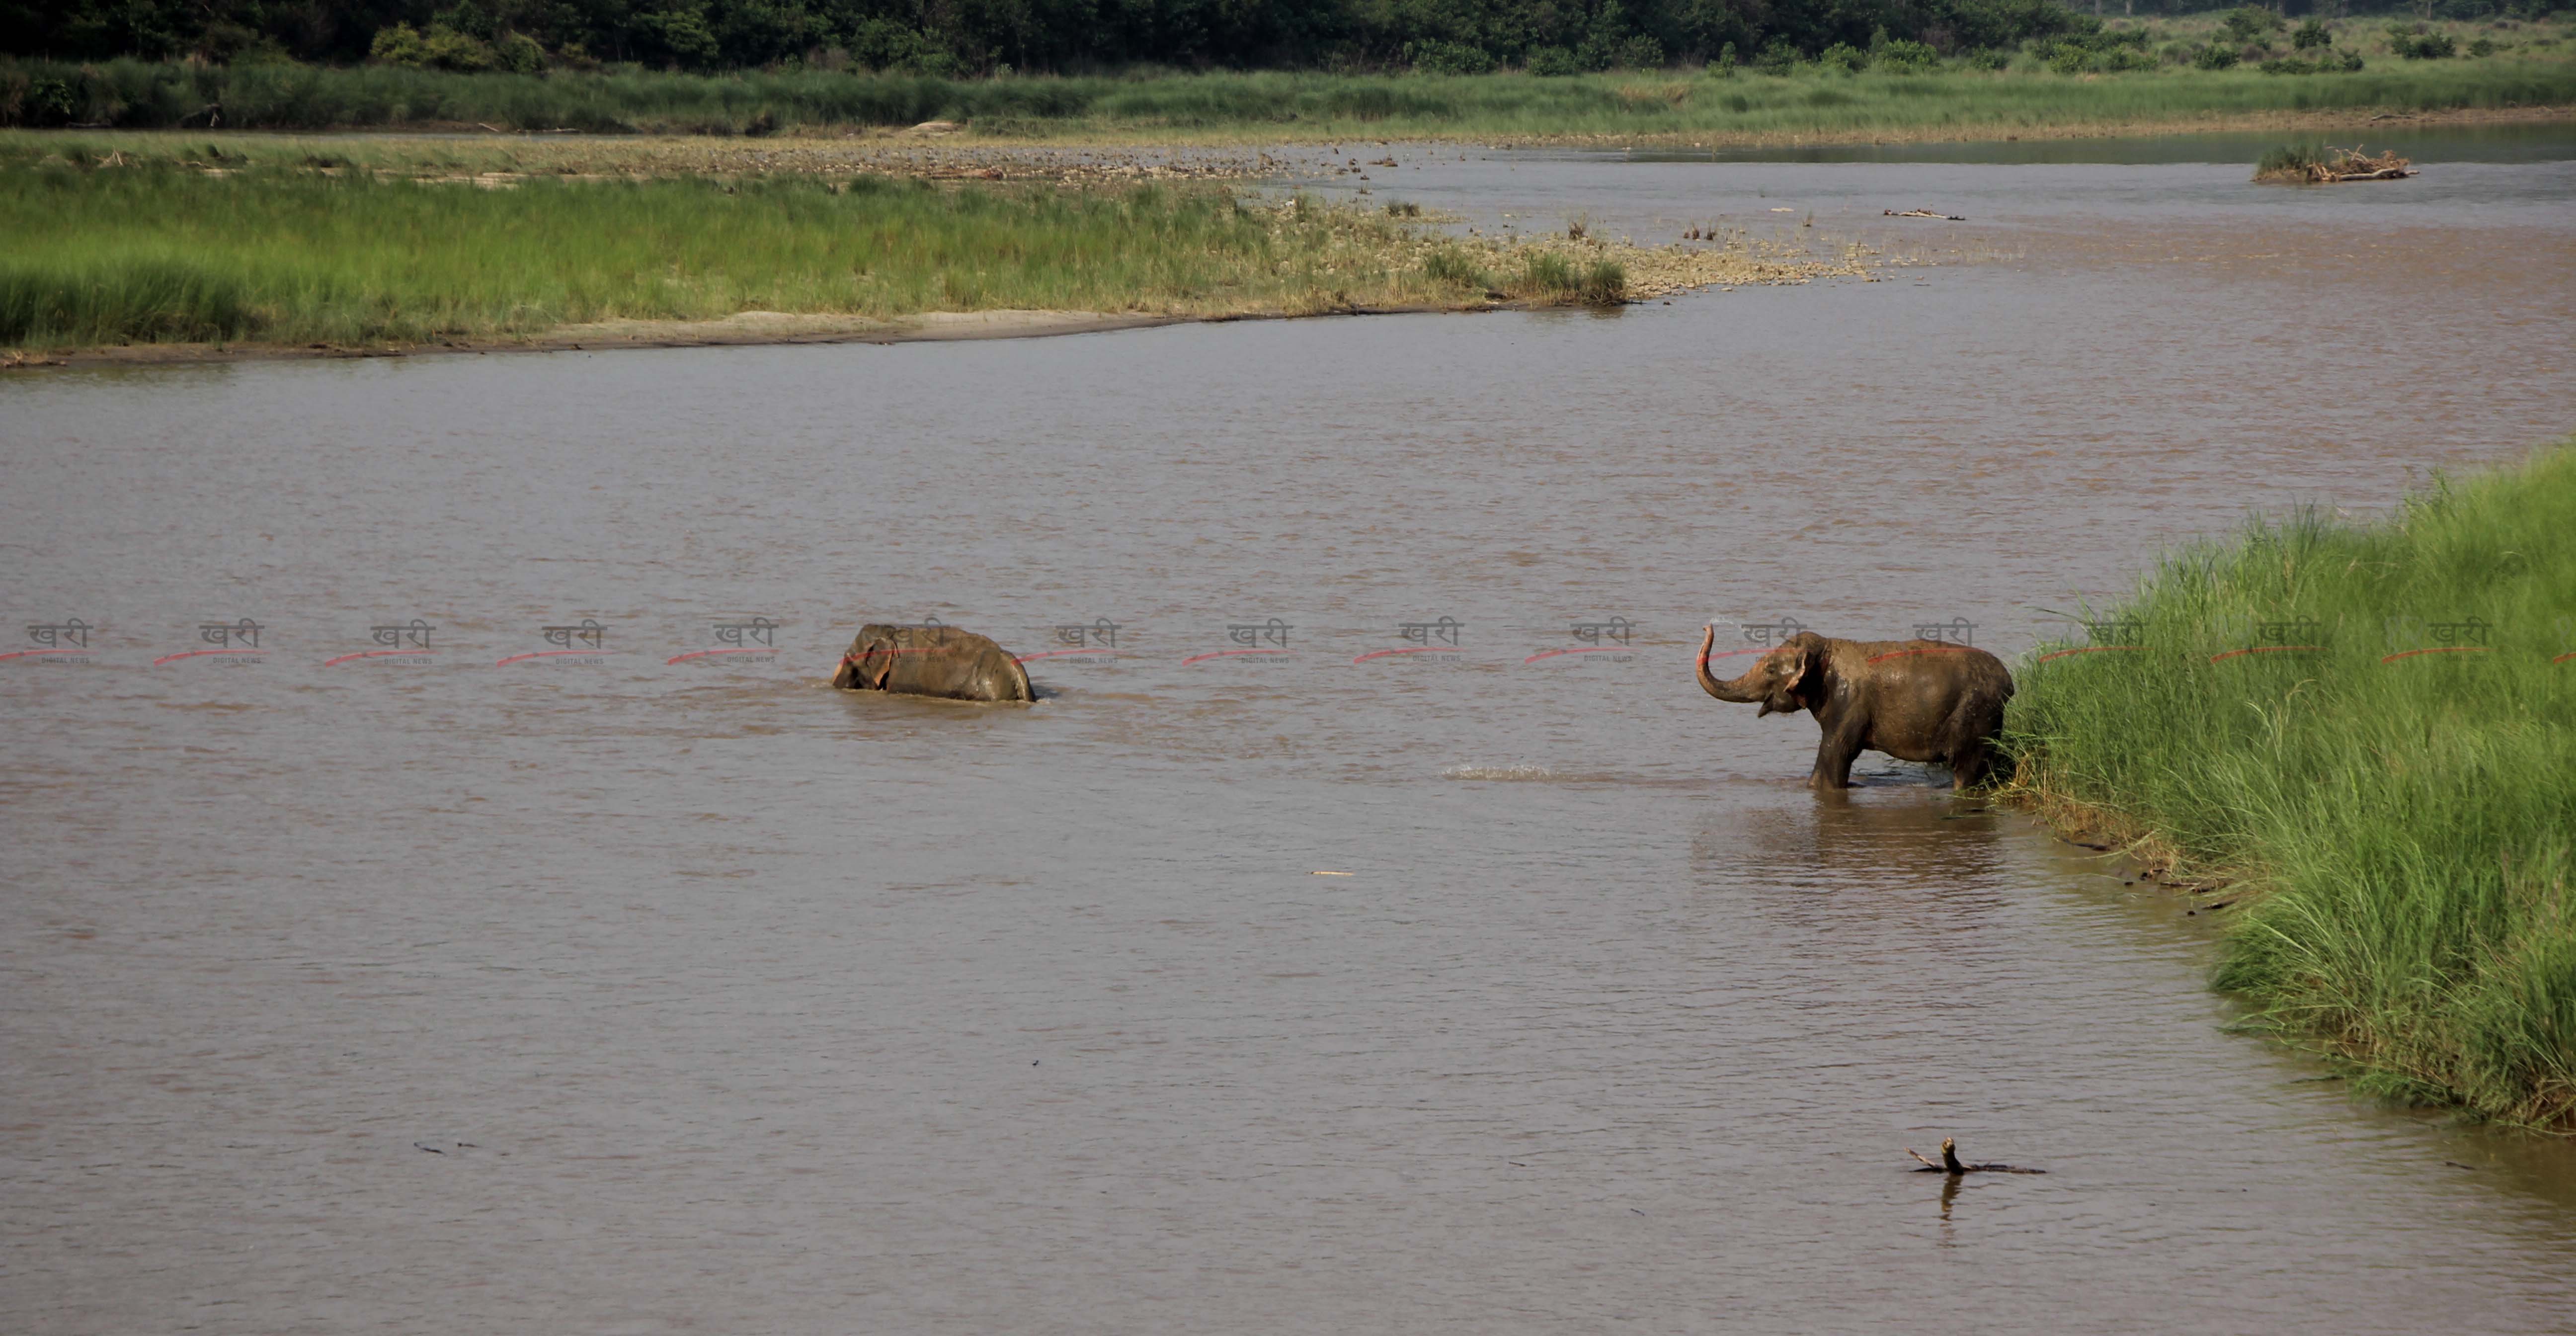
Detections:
[1403, 39, 1496, 75]
[2293, 18, 2332, 50]
[2193, 43, 2242, 70]
[495, 32, 545, 76]
[1965, 47, 2012, 70]
[1819, 42, 1869, 72]
[1752, 38, 1802, 75]
[2221, 5, 2286, 45]
[1525, 45, 1579, 76]
[2388, 24, 2458, 60]
[2264, 49, 2363, 74]
[2469, 36, 2497, 57]
[1875, 38, 1940, 71]
[369, 22, 505, 73]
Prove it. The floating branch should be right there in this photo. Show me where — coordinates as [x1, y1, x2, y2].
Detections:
[1905, 1137, 2046, 1175]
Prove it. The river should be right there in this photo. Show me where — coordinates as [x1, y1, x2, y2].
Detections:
[4, 132, 2575, 1333]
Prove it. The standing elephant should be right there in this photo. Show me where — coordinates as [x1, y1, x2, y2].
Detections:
[832, 623, 1034, 703]
[1693, 628, 2012, 789]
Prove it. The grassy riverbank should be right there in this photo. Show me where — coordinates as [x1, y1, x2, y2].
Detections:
[0, 141, 1857, 356]
[2008, 448, 2576, 1132]
[7, 54, 2572, 143]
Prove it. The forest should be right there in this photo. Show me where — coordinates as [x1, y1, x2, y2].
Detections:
[13, 0, 2560, 76]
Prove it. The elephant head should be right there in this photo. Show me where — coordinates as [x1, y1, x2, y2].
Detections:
[1696, 627, 1826, 718]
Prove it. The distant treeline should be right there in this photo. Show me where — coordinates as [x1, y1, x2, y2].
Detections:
[10, 0, 2562, 77]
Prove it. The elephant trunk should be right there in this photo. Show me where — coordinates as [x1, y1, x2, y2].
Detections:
[1695, 627, 1757, 702]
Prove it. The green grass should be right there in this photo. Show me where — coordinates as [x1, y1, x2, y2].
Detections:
[0, 156, 1497, 349]
[2007, 447, 2576, 1131]
[6, 54, 2573, 141]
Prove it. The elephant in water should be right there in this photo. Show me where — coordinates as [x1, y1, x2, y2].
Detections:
[832, 623, 1033, 703]
[1694, 628, 2012, 789]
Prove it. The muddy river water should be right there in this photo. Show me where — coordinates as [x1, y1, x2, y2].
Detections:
[6, 135, 2576, 1333]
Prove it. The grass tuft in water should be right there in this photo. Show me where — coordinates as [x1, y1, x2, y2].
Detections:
[2006, 446, 2576, 1132]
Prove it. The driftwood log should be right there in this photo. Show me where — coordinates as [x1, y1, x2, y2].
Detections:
[1905, 1137, 2046, 1175]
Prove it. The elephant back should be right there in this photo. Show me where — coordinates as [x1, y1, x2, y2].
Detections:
[833, 623, 1032, 702]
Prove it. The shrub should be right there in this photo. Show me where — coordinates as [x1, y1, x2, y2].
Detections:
[2221, 5, 2286, 45]
[1613, 35, 1665, 70]
[2193, 43, 2242, 70]
[2293, 18, 2332, 50]
[1875, 38, 1940, 71]
[2469, 36, 2497, 57]
[1819, 42, 1869, 72]
[1753, 37, 1803, 75]
[1525, 45, 1579, 76]
[2388, 24, 2458, 59]
[1404, 39, 1496, 76]
[495, 32, 545, 75]
[1965, 47, 2013, 70]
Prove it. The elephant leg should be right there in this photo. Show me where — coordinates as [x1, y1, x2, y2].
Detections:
[1950, 738, 1992, 790]
[1809, 714, 1866, 790]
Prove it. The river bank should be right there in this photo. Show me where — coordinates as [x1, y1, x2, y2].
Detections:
[8, 54, 2573, 145]
[2005, 447, 2576, 1133]
[0, 144, 1870, 361]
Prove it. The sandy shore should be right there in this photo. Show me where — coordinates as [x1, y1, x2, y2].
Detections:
[10, 306, 1505, 369]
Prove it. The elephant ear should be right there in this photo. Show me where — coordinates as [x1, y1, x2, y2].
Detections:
[1766, 633, 1826, 715]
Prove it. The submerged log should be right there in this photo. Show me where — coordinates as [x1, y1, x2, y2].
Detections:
[1905, 1137, 2046, 1175]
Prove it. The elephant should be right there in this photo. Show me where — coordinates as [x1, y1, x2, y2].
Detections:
[832, 623, 1033, 703]
[1693, 628, 2012, 790]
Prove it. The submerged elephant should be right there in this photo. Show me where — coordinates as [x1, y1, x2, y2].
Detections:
[831, 623, 1033, 703]
[1693, 628, 2012, 789]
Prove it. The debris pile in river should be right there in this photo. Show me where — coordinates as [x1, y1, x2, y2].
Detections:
[2254, 145, 2417, 184]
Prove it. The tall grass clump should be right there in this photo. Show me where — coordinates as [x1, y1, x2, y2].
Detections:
[1509, 251, 1625, 304]
[0, 158, 1477, 348]
[2007, 447, 2576, 1131]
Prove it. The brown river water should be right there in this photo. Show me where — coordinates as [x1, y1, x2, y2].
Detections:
[5, 138, 2576, 1333]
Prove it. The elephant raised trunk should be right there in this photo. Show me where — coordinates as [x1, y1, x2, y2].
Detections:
[1694, 626, 1760, 702]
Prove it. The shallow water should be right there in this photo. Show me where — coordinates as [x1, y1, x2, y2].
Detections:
[6, 139, 2576, 1333]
